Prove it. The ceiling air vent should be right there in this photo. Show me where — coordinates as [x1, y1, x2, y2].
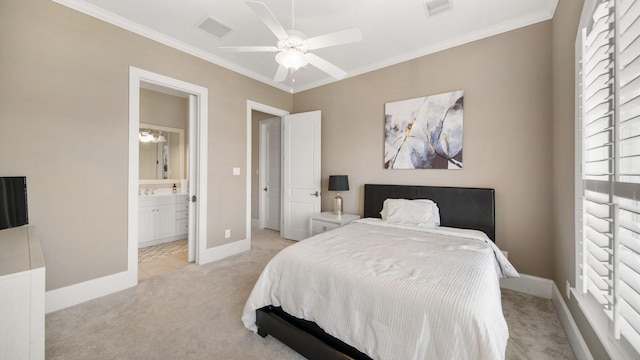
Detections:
[424, 0, 452, 17]
[197, 16, 232, 39]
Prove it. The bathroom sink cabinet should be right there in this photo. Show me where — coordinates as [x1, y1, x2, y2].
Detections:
[175, 195, 189, 236]
[138, 195, 187, 247]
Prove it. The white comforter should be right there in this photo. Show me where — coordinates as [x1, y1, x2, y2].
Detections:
[242, 219, 519, 360]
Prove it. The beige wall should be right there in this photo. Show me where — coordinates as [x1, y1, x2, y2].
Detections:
[295, 21, 555, 278]
[0, 0, 292, 290]
[140, 88, 187, 130]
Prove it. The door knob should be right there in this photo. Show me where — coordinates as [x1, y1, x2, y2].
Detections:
[191, 195, 197, 203]
[263, 187, 268, 192]
[310, 191, 319, 197]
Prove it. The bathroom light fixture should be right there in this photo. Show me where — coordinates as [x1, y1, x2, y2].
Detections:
[138, 129, 167, 143]
[328, 175, 349, 216]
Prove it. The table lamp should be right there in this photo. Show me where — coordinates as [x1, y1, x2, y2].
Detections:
[328, 175, 349, 216]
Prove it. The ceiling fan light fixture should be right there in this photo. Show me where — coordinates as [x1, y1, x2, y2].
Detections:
[276, 50, 308, 72]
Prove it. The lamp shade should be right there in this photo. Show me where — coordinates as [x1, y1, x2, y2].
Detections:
[328, 175, 349, 191]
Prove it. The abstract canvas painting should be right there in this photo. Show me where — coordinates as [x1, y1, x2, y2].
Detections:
[384, 90, 464, 169]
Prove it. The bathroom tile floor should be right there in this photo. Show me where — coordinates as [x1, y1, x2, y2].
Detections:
[138, 239, 190, 281]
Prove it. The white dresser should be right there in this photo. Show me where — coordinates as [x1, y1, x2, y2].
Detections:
[0, 226, 45, 360]
[138, 194, 189, 247]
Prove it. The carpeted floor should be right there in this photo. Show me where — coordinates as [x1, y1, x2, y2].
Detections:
[46, 228, 576, 359]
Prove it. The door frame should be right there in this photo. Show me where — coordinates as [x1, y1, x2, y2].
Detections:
[258, 117, 282, 230]
[246, 101, 289, 241]
[129, 66, 209, 283]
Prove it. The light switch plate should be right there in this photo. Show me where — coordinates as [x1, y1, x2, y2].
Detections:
[233, 167, 240, 175]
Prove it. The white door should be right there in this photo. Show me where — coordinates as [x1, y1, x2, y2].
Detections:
[259, 117, 281, 231]
[282, 111, 321, 240]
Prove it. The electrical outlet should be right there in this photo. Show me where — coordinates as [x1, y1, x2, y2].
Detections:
[225, 229, 231, 238]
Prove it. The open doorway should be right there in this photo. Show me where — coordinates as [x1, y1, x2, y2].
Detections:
[247, 101, 288, 244]
[247, 101, 322, 243]
[137, 90, 190, 280]
[128, 67, 208, 284]
[251, 113, 281, 231]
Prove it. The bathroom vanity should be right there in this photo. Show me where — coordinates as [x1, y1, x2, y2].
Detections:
[138, 194, 189, 247]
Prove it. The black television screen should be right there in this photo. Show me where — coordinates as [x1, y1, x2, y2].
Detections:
[0, 176, 29, 230]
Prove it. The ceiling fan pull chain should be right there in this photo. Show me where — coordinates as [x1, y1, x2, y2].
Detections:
[291, 0, 295, 30]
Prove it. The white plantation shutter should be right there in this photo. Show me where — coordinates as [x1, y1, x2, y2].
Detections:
[617, 0, 640, 350]
[578, 0, 640, 356]
[580, 0, 615, 315]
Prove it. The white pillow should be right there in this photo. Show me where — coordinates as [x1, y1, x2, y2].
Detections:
[416, 200, 440, 226]
[380, 199, 441, 226]
[380, 198, 438, 228]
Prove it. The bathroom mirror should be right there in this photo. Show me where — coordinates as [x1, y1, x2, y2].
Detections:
[139, 123, 185, 182]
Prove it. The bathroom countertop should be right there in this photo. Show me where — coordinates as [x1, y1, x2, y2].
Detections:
[139, 193, 176, 197]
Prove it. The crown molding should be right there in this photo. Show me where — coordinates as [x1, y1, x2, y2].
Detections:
[50, 0, 292, 92]
[51, 0, 558, 94]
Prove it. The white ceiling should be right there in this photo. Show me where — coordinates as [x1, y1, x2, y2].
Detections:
[54, 0, 558, 93]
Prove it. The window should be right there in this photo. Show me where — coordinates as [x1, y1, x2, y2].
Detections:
[577, 0, 640, 358]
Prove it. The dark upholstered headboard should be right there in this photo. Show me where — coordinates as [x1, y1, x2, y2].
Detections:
[363, 184, 496, 241]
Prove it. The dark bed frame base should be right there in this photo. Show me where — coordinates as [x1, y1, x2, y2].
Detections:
[256, 306, 371, 360]
[255, 184, 496, 359]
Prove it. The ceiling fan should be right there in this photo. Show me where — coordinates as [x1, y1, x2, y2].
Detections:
[220, 0, 362, 82]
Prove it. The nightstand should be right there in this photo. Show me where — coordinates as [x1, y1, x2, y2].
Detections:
[309, 211, 360, 236]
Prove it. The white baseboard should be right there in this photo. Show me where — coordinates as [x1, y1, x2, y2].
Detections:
[501, 274, 592, 360]
[197, 238, 250, 265]
[46, 270, 136, 313]
[551, 283, 594, 360]
[500, 273, 553, 298]
[46, 239, 250, 313]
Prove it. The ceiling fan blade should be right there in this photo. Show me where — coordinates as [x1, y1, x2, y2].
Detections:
[219, 46, 279, 52]
[246, 1, 289, 40]
[305, 28, 363, 50]
[305, 53, 347, 80]
[274, 65, 288, 82]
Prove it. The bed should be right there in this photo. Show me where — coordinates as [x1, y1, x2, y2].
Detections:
[242, 184, 518, 359]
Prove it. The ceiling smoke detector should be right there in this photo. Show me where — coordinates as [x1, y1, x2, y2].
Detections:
[424, 0, 452, 17]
